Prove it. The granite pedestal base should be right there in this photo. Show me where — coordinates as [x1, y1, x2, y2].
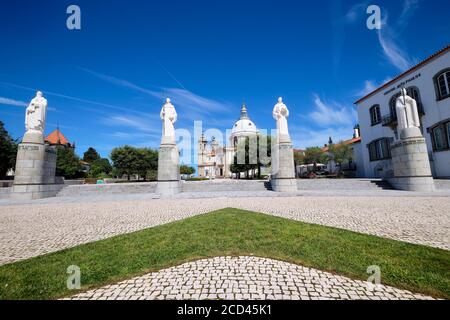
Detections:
[156, 143, 180, 196]
[270, 138, 297, 193]
[11, 143, 64, 200]
[387, 137, 434, 192]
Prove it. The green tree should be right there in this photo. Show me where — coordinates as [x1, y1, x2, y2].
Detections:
[135, 148, 158, 181]
[180, 165, 195, 175]
[0, 121, 17, 178]
[88, 158, 112, 178]
[56, 147, 82, 179]
[230, 135, 272, 179]
[304, 147, 328, 171]
[328, 142, 353, 174]
[110, 146, 158, 181]
[110, 145, 138, 180]
[294, 150, 305, 166]
[83, 147, 100, 163]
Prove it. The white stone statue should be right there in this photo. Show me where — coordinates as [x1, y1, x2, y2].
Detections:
[23, 91, 48, 143]
[160, 98, 177, 144]
[273, 97, 290, 140]
[395, 88, 421, 139]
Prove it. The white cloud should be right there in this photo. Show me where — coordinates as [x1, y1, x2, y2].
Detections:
[81, 68, 232, 117]
[0, 97, 27, 107]
[307, 95, 357, 128]
[104, 114, 160, 134]
[376, 0, 420, 71]
[356, 80, 378, 97]
[344, 2, 368, 23]
[291, 125, 354, 149]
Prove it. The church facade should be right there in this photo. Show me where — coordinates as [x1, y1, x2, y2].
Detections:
[197, 104, 259, 178]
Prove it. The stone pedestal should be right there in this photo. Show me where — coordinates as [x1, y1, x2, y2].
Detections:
[270, 136, 297, 193]
[11, 143, 64, 200]
[156, 143, 181, 196]
[387, 136, 434, 192]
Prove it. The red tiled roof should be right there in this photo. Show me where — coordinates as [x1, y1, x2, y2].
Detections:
[354, 44, 450, 105]
[322, 137, 361, 152]
[45, 129, 70, 146]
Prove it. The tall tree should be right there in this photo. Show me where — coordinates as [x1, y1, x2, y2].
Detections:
[0, 121, 17, 178]
[328, 142, 353, 174]
[110, 145, 138, 180]
[230, 135, 272, 179]
[56, 147, 82, 179]
[88, 158, 112, 178]
[135, 148, 158, 181]
[180, 165, 195, 175]
[83, 147, 100, 163]
[294, 150, 305, 166]
[304, 147, 328, 171]
[110, 146, 158, 181]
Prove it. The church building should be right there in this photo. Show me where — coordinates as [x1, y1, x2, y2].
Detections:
[197, 104, 259, 178]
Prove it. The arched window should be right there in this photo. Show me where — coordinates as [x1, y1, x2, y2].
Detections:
[370, 105, 381, 126]
[389, 94, 399, 120]
[407, 86, 424, 114]
[389, 87, 424, 118]
[434, 69, 450, 100]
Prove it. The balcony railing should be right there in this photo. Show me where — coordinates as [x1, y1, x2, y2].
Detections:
[382, 103, 425, 127]
[382, 114, 397, 127]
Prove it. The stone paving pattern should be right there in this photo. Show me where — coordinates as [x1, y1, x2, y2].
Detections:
[0, 196, 449, 265]
[65, 256, 435, 300]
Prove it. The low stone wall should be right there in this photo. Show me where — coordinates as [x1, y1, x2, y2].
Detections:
[182, 180, 269, 192]
[56, 182, 158, 197]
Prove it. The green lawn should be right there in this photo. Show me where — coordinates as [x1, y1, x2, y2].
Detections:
[0, 208, 449, 300]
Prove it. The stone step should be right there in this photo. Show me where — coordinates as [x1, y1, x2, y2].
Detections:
[0, 187, 11, 200]
[56, 182, 157, 197]
[182, 180, 269, 192]
[296, 179, 394, 190]
[434, 179, 450, 190]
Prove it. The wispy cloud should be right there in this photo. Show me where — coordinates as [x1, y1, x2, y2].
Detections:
[291, 125, 355, 150]
[81, 68, 232, 117]
[343, 0, 419, 71]
[0, 81, 144, 116]
[103, 114, 160, 134]
[292, 94, 357, 149]
[0, 96, 27, 107]
[376, 0, 420, 71]
[307, 94, 357, 128]
[344, 1, 369, 23]
[355, 80, 378, 97]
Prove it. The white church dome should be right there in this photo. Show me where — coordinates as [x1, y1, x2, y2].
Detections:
[231, 104, 258, 135]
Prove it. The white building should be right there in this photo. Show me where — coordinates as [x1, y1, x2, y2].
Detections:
[355, 45, 450, 179]
[197, 104, 259, 178]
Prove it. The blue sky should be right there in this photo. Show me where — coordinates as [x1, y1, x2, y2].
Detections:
[1, 0, 449, 164]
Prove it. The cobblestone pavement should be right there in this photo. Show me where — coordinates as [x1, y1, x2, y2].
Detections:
[65, 256, 435, 300]
[0, 196, 449, 265]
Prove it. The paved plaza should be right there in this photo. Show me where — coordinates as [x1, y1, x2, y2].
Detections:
[65, 256, 435, 300]
[0, 195, 449, 266]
